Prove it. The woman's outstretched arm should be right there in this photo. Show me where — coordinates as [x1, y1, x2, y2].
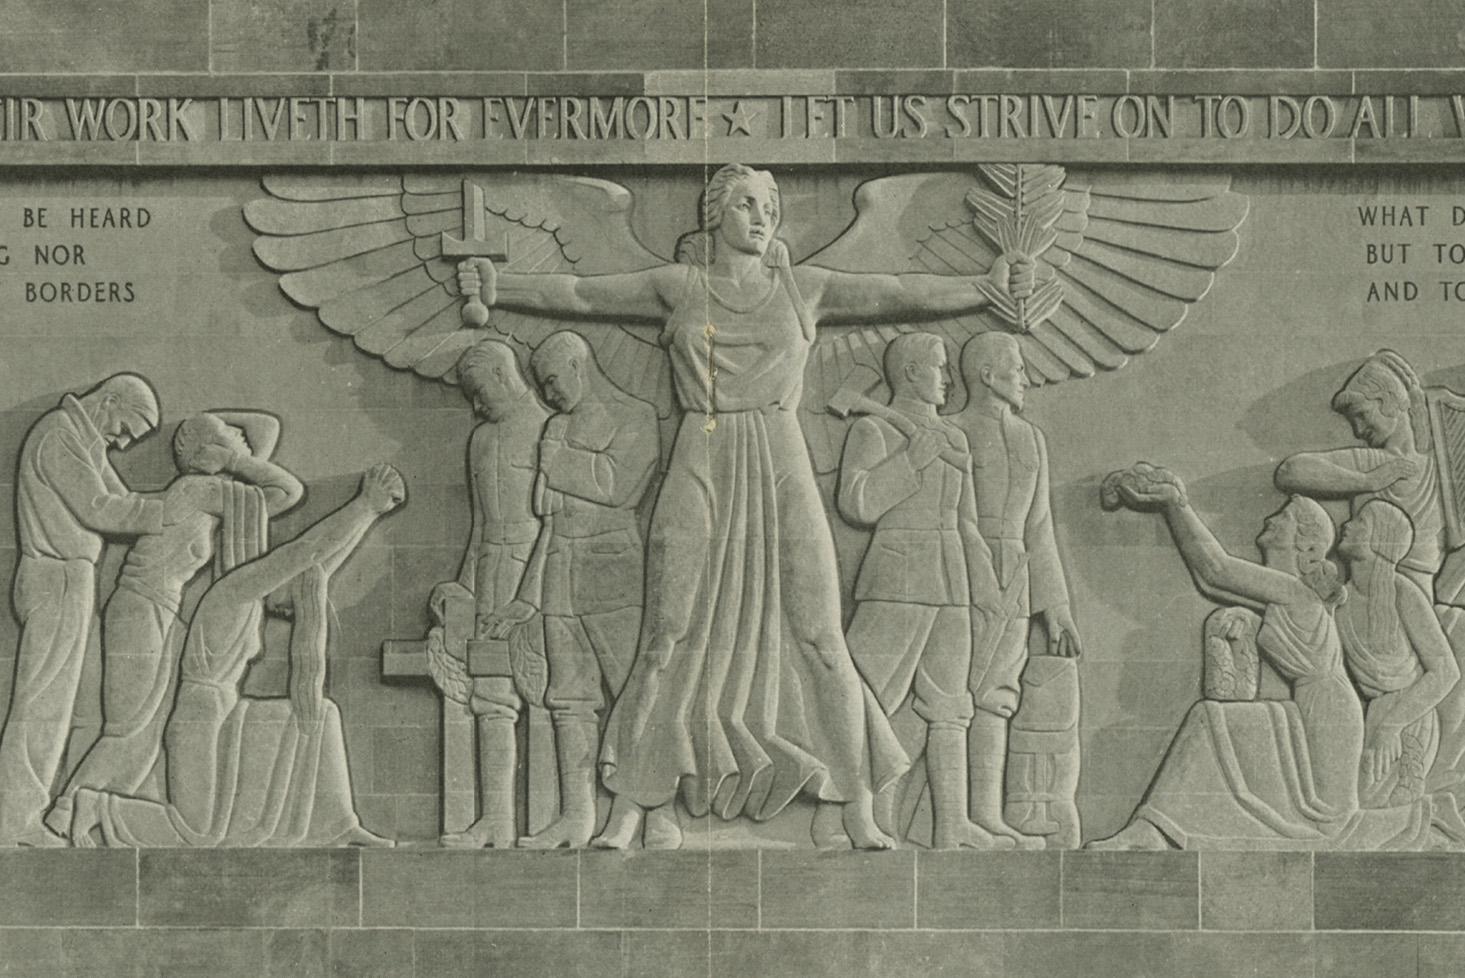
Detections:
[457, 258, 686, 323]
[796, 256, 1029, 325]
[205, 464, 404, 609]
[1115, 478, 1306, 609]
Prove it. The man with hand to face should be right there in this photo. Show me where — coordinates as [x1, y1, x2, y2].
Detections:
[483, 331, 660, 849]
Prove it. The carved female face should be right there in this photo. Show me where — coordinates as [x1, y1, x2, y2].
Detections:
[716, 178, 778, 258]
[1336, 508, 1372, 563]
[1256, 504, 1299, 559]
[1341, 397, 1399, 448]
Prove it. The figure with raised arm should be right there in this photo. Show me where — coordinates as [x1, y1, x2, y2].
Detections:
[46, 411, 304, 838]
[0, 374, 165, 847]
[838, 333, 1009, 849]
[1275, 351, 1441, 594]
[482, 331, 660, 848]
[1089, 464, 1364, 850]
[69, 465, 405, 848]
[456, 163, 1027, 849]
[428, 341, 550, 848]
[954, 333, 1081, 848]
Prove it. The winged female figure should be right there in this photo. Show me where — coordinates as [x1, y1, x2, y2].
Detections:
[246, 162, 1247, 848]
[452, 164, 1028, 848]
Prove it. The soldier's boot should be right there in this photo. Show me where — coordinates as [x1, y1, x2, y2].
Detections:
[441, 714, 517, 849]
[519, 717, 598, 849]
[969, 711, 1046, 850]
[928, 723, 1012, 850]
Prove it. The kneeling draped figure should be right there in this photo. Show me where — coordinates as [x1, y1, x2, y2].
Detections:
[71, 465, 406, 848]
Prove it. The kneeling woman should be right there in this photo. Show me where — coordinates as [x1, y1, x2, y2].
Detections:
[71, 465, 406, 848]
[1090, 464, 1364, 849]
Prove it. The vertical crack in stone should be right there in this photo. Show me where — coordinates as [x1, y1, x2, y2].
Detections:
[702, 322, 717, 433]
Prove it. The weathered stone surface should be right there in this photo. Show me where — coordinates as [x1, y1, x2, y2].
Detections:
[139, 850, 359, 927]
[1154, 0, 1315, 68]
[948, 0, 1152, 69]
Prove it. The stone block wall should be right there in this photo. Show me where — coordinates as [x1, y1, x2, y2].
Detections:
[6, 848, 1465, 976]
[4, 0, 1463, 73]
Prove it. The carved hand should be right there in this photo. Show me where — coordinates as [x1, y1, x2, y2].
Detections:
[483, 599, 537, 639]
[1364, 722, 1404, 783]
[1042, 604, 1083, 658]
[906, 429, 946, 470]
[985, 252, 1035, 302]
[1369, 456, 1419, 489]
[456, 257, 498, 306]
[359, 463, 407, 514]
[764, 239, 793, 270]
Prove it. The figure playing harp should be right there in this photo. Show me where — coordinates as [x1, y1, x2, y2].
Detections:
[247, 162, 1249, 848]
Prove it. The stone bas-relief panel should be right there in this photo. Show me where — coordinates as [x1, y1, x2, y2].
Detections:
[14, 164, 1465, 864]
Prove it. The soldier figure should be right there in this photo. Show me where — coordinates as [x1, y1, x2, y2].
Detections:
[485, 332, 659, 848]
[429, 341, 549, 848]
[956, 332, 1082, 849]
[839, 333, 1007, 849]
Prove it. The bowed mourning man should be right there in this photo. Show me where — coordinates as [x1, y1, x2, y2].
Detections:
[0, 373, 175, 847]
[483, 331, 660, 848]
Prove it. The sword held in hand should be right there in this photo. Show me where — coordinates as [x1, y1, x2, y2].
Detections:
[442, 178, 509, 327]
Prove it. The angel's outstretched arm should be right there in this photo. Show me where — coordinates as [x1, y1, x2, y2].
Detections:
[796, 258, 1024, 325]
[1275, 448, 1416, 498]
[460, 259, 688, 323]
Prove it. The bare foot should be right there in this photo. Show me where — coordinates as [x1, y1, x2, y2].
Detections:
[1085, 820, 1172, 851]
[334, 825, 396, 848]
[933, 818, 1017, 851]
[519, 813, 596, 850]
[811, 801, 851, 849]
[44, 797, 73, 840]
[591, 796, 643, 849]
[972, 815, 1046, 850]
[643, 805, 682, 850]
[842, 798, 896, 851]
[440, 816, 516, 849]
[70, 789, 105, 848]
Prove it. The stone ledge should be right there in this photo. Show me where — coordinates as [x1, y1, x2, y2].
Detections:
[0, 68, 1449, 98]
[0, 847, 1459, 937]
[3, 927, 1461, 978]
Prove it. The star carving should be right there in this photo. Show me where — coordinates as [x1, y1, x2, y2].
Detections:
[722, 101, 759, 137]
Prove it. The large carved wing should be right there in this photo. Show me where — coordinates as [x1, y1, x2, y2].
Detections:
[244, 173, 675, 412]
[798, 167, 1249, 472]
